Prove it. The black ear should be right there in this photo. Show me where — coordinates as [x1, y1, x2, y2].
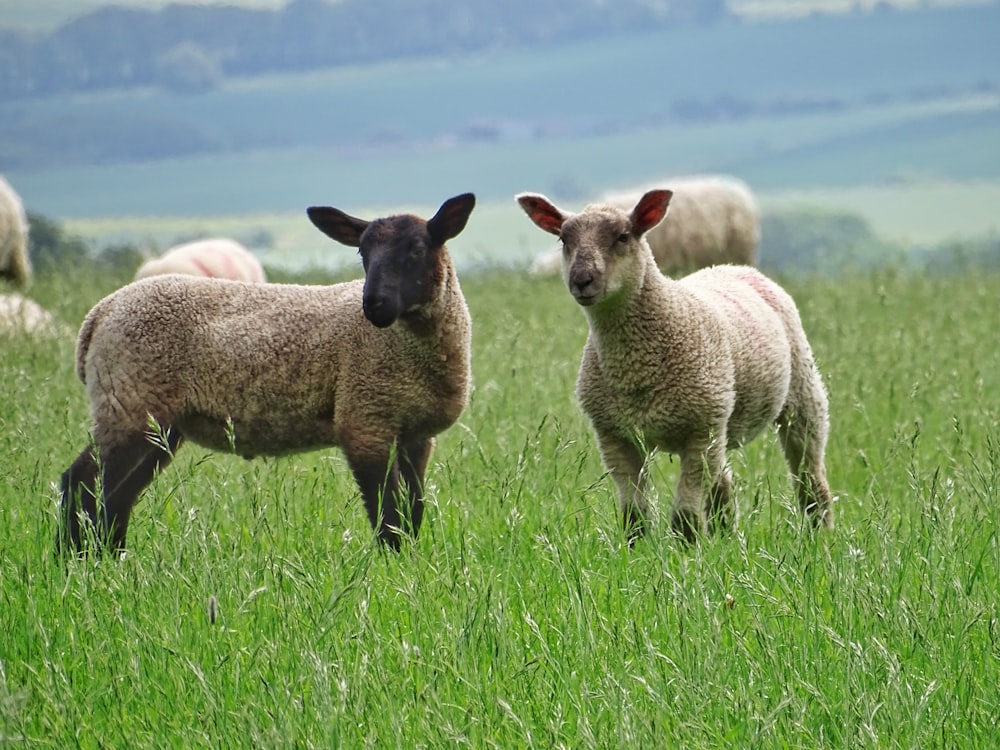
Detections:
[307, 206, 370, 247]
[427, 193, 476, 245]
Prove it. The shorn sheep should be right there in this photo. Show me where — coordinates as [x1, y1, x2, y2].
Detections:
[0, 175, 31, 287]
[59, 193, 476, 554]
[516, 189, 833, 542]
[134, 237, 267, 283]
[531, 176, 759, 277]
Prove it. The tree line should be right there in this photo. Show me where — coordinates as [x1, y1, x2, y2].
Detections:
[0, 0, 727, 99]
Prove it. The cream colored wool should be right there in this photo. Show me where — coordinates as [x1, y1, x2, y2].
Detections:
[517, 189, 832, 542]
[0, 293, 62, 336]
[0, 176, 31, 287]
[134, 238, 266, 282]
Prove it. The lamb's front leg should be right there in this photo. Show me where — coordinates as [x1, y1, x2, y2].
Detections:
[398, 437, 434, 540]
[348, 449, 410, 551]
[674, 432, 733, 542]
[597, 433, 649, 545]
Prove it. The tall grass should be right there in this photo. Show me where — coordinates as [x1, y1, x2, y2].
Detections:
[1, 265, 998, 747]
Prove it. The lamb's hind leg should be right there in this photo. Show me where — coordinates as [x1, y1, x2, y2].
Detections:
[777, 382, 834, 530]
[59, 446, 101, 555]
[59, 427, 183, 555]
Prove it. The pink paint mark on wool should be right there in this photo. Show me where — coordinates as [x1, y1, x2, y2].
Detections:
[714, 287, 764, 346]
[209, 245, 241, 279]
[189, 256, 217, 278]
[736, 268, 781, 312]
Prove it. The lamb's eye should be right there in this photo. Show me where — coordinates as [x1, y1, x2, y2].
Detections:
[617, 233, 629, 244]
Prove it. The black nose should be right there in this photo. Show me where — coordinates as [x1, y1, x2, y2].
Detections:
[363, 294, 397, 328]
[571, 273, 593, 296]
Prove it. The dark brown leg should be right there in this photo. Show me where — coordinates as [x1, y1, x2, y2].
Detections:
[58, 429, 182, 555]
[398, 438, 434, 539]
[349, 455, 405, 551]
[59, 446, 100, 555]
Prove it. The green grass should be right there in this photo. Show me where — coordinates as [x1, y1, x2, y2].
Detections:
[2, 265, 999, 747]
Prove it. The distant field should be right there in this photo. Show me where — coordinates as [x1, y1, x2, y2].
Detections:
[22, 93, 1000, 272]
[6, 2, 998, 271]
[62, 177, 1000, 273]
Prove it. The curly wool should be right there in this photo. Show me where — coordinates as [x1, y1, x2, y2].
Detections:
[517, 189, 832, 541]
[77, 274, 470, 458]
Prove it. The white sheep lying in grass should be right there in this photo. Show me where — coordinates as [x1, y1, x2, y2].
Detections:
[59, 193, 476, 554]
[0, 293, 61, 336]
[134, 237, 266, 283]
[517, 188, 833, 542]
[531, 176, 759, 276]
[0, 175, 31, 287]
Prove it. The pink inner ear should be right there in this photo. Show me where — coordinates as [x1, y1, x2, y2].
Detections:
[520, 196, 564, 235]
[636, 205, 664, 230]
[633, 191, 670, 234]
[534, 211, 563, 234]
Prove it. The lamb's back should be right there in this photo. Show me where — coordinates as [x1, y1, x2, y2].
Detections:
[679, 265, 797, 442]
[79, 276, 368, 448]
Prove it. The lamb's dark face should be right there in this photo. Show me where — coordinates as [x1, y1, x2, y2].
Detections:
[357, 216, 440, 328]
[306, 193, 476, 329]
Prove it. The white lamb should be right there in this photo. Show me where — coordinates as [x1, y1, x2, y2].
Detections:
[531, 176, 759, 277]
[517, 188, 833, 542]
[60, 194, 475, 554]
[0, 175, 31, 288]
[134, 238, 266, 283]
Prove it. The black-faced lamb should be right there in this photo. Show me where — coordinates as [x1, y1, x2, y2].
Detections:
[516, 189, 833, 542]
[531, 176, 759, 277]
[134, 237, 267, 283]
[0, 175, 31, 287]
[59, 193, 476, 554]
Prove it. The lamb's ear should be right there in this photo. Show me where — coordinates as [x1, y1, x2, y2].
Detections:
[428, 193, 476, 245]
[307, 206, 370, 247]
[516, 193, 566, 236]
[630, 189, 673, 237]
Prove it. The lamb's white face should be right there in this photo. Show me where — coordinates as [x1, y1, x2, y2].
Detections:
[516, 189, 671, 307]
[559, 206, 647, 307]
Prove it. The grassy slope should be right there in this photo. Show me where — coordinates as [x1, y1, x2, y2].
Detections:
[1, 264, 998, 746]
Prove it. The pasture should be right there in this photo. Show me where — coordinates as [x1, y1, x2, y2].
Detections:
[1, 260, 998, 746]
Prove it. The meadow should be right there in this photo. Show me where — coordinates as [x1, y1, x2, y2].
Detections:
[1, 259, 998, 747]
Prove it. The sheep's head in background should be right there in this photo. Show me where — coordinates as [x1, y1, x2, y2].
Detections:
[308, 193, 476, 329]
[516, 190, 672, 307]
